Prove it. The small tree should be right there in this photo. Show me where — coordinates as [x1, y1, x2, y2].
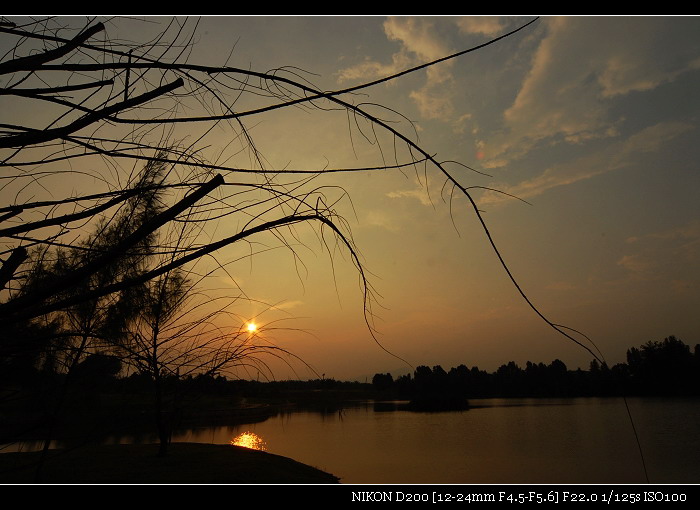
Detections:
[0, 17, 604, 370]
[111, 266, 279, 456]
[1, 17, 611, 465]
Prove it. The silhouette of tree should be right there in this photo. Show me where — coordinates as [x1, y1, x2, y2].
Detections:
[546, 359, 569, 396]
[0, 18, 369, 331]
[627, 335, 695, 395]
[378, 334, 697, 402]
[372, 372, 393, 392]
[3, 157, 170, 477]
[448, 364, 471, 396]
[3, 17, 633, 460]
[111, 263, 301, 456]
[495, 361, 524, 397]
[0, 16, 604, 371]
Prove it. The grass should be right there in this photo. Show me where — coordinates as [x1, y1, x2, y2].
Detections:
[0, 442, 339, 484]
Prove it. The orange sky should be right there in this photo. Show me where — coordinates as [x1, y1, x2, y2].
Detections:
[2, 16, 699, 381]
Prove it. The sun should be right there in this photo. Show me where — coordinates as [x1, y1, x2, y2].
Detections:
[246, 322, 257, 333]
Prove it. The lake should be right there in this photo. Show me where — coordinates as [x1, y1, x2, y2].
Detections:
[165, 397, 700, 483]
[6, 397, 700, 483]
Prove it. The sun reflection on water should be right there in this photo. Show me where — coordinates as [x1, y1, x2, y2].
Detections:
[230, 431, 267, 451]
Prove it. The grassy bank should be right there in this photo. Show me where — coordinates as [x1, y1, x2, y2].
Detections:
[0, 442, 339, 484]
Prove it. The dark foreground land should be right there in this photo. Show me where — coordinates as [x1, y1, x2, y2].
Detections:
[0, 442, 339, 484]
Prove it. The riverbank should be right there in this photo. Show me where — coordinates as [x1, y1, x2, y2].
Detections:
[0, 442, 340, 484]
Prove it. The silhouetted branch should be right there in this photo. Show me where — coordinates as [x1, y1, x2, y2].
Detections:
[0, 247, 27, 291]
[0, 79, 114, 96]
[7, 211, 357, 322]
[0, 174, 223, 319]
[0, 16, 570, 381]
[0, 188, 140, 237]
[0, 79, 184, 149]
[0, 22, 104, 75]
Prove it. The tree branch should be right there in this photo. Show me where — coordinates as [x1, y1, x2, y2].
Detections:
[0, 78, 184, 149]
[0, 173, 223, 318]
[0, 22, 104, 76]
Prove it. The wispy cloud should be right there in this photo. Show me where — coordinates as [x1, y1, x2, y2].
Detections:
[270, 300, 304, 311]
[626, 220, 700, 245]
[386, 187, 433, 207]
[617, 219, 700, 290]
[337, 17, 456, 120]
[364, 210, 400, 231]
[479, 121, 694, 206]
[479, 17, 700, 169]
[617, 254, 652, 275]
[455, 16, 506, 37]
[386, 176, 438, 207]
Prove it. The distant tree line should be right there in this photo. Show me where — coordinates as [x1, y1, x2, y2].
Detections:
[3, 334, 697, 447]
[373, 336, 700, 399]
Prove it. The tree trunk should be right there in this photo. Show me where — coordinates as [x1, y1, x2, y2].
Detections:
[153, 370, 169, 457]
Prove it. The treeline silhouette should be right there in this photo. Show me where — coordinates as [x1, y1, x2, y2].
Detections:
[3, 335, 698, 445]
[373, 336, 700, 400]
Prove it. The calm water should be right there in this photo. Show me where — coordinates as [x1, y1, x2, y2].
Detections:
[6, 398, 700, 483]
[172, 397, 700, 483]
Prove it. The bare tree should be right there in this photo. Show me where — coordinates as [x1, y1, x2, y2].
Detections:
[0, 17, 659, 486]
[0, 17, 371, 336]
[109, 218, 307, 456]
[1, 16, 604, 419]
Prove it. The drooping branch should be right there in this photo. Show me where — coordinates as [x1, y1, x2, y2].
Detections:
[0, 16, 595, 367]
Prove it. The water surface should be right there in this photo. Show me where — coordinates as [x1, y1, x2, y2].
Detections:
[4, 397, 698, 483]
[169, 397, 700, 483]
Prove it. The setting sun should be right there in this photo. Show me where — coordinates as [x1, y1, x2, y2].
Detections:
[247, 322, 257, 333]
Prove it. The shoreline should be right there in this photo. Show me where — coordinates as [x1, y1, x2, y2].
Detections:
[0, 442, 340, 484]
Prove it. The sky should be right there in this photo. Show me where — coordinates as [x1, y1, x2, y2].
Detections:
[2, 16, 700, 381]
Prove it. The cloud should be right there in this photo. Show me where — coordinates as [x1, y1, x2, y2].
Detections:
[337, 17, 456, 120]
[479, 121, 694, 206]
[627, 220, 700, 245]
[386, 187, 433, 207]
[219, 274, 245, 289]
[452, 113, 473, 135]
[479, 17, 700, 168]
[386, 176, 438, 206]
[383, 17, 452, 62]
[337, 17, 451, 83]
[336, 53, 411, 83]
[409, 86, 453, 120]
[455, 16, 506, 37]
[617, 254, 652, 274]
[364, 210, 400, 231]
[617, 219, 700, 289]
[270, 300, 304, 311]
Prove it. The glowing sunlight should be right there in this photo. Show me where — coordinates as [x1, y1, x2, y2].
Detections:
[231, 431, 267, 451]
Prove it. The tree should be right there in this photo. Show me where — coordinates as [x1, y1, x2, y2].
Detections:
[1, 16, 607, 454]
[372, 372, 393, 392]
[3, 156, 172, 477]
[626, 336, 695, 395]
[113, 263, 303, 456]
